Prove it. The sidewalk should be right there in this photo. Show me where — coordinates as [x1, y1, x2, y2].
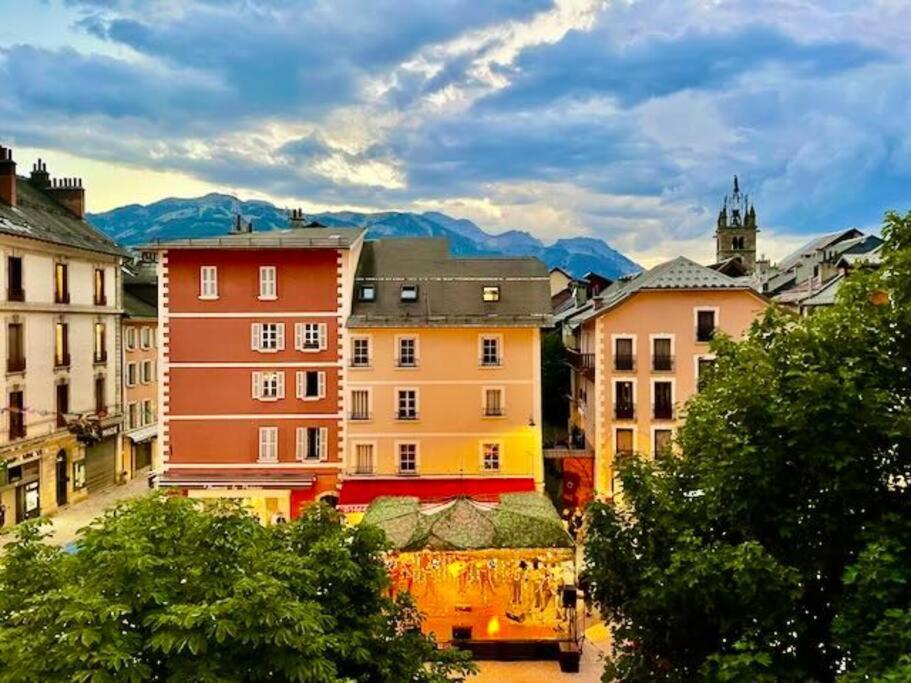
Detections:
[1, 476, 150, 549]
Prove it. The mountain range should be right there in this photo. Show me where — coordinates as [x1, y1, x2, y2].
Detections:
[88, 193, 642, 279]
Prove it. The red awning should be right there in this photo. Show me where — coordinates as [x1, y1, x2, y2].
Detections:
[159, 469, 315, 489]
[338, 477, 535, 509]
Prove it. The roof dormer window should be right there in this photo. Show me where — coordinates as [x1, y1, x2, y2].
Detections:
[400, 284, 418, 302]
[358, 284, 376, 302]
[482, 285, 500, 302]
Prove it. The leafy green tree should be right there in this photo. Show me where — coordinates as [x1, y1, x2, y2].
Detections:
[0, 494, 474, 682]
[585, 211, 911, 681]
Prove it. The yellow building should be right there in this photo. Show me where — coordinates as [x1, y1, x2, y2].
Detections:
[338, 239, 552, 511]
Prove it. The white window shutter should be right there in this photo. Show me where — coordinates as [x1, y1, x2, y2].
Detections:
[296, 371, 304, 399]
[251, 323, 261, 351]
[319, 323, 328, 350]
[252, 372, 262, 399]
[277, 323, 285, 350]
[294, 323, 303, 351]
[277, 372, 285, 399]
[319, 427, 328, 461]
[295, 427, 305, 461]
[318, 371, 326, 399]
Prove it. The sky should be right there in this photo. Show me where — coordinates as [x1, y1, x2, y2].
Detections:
[1, 0, 909, 267]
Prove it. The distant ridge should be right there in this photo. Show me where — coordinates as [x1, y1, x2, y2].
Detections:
[88, 193, 642, 279]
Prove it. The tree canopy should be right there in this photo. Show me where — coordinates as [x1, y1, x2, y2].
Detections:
[0, 494, 474, 682]
[585, 211, 911, 682]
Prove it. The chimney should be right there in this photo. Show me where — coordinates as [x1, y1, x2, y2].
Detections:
[0, 145, 16, 208]
[288, 208, 324, 229]
[47, 177, 86, 219]
[229, 214, 253, 235]
[29, 159, 50, 190]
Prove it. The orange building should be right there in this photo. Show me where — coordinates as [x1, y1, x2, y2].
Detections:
[337, 239, 552, 512]
[563, 257, 767, 496]
[150, 218, 365, 521]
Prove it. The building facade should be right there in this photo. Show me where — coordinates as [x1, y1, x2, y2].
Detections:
[337, 239, 551, 513]
[0, 146, 125, 527]
[152, 219, 364, 522]
[564, 257, 767, 496]
[121, 259, 159, 481]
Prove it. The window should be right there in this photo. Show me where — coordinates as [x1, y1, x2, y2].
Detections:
[56, 383, 69, 428]
[72, 460, 86, 490]
[653, 381, 673, 420]
[295, 322, 326, 351]
[54, 262, 69, 304]
[483, 388, 504, 417]
[7, 256, 23, 302]
[480, 336, 501, 367]
[396, 389, 418, 420]
[482, 286, 500, 302]
[140, 327, 152, 349]
[351, 337, 370, 367]
[696, 309, 717, 342]
[258, 266, 277, 300]
[482, 443, 501, 471]
[615, 429, 634, 458]
[697, 357, 716, 391]
[357, 284, 375, 301]
[252, 371, 285, 401]
[94, 376, 106, 415]
[125, 327, 137, 351]
[141, 360, 154, 384]
[54, 322, 70, 367]
[94, 322, 107, 363]
[93, 268, 106, 305]
[128, 402, 138, 430]
[126, 362, 138, 387]
[396, 336, 418, 367]
[251, 323, 284, 352]
[142, 399, 154, 425]
[614, 337, 634, 371]
[355, 443, 375, 474]
[398, 443, 418, 474]
[7, 322, 24, 373]
[199, 266, 218, 299]
[258, 427, 279, 462]
[654, 429, 673, 458]
[296, 370, 325, 400]
[614, 381, 634, 420]
[296, 427, 328, 462]
[400, 284, 418, 302]
[8, 390, 24, 440]
[350, 389, 370, 420]
[652, 337, 672, 371]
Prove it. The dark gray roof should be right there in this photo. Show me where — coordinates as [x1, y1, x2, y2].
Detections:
[348, 238, 551, 328]
[0, 177, 126, 257]
[777, 228, 864, 272]
[124, 290, 158, 319]
[573, 256, 757, 324]
[123, 260, 158, 318]
[143, 226, 365, 250]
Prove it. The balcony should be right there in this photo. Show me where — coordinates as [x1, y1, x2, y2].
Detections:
[566, 347, 595, 379]
[6, 357, 25, 374]
[696, 325, 716, 343]
[395, 357, 419, 368]
[349, 411, 372, 421]
[652, 403, 675, 420]
[614, 403, 635, 420]
[94, 351, 108, 365]
[480, 357, 502, 368]
[8, 420, 25, 441]
[353, 464, 376, 475]
[7, 288, 24, 303]
[54, 353, 71, 369]
[55, 291, 70, 305]
[395, 410, 419, 421]
[94, 294, 107, 306]
[613, 354, 635, 372]
[349, 358, 371, 369]
[482, 406, 505, 417]
[652, 355, 674, 372]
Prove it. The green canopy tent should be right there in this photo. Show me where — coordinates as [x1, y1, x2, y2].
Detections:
[362, 493, 574, 551]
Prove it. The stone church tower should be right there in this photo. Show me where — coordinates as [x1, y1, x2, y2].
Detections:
[715, 176, 758, 274]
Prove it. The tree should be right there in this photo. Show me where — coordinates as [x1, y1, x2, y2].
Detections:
[0, 494, 474, 682]
[585, 211, 911, 681]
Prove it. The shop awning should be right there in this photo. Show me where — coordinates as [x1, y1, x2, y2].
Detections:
[338, 477, 535, 510]
[362, 492, 573, 551]
[127, 426, 157, 444]
[159, 469, 315, 489]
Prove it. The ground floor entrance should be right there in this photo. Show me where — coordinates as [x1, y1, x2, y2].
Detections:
[85, 437, 117, 492]
[55, 450, 69, 507]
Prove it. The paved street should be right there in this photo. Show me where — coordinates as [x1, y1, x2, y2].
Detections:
[1, 476, 151, 548]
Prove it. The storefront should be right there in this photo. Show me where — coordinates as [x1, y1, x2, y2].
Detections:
[0, 448, 44, 527]
[363, 493, 577, 658]
[126, 426, 156, 477]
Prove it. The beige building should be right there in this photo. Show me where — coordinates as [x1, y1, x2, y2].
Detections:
[121, 259, 158, 481]
[0, 146, 125, 527]
[563, 257, 767, 496]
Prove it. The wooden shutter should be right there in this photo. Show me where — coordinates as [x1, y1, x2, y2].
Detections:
[277, 323, 285, 350]
[294, 323, 303, 351]
[317, 371, 326, 399]
[276, 372, 285, 399]
[296, 371, 304, 399]
[318, 427, 328, 461]
[252, 372, 262, 399]
[295, 427, 305, 461]
[251, 323, 261, 351]
[318, 323, 328, 350]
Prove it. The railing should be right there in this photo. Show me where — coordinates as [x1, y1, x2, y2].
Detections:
[349, 358, 371, 368]
[7, 357, 25, 373]
[479, 357, 502, 367]
[614, 355, 635, 371]
[354, 464, 375, 475]
[483, 407, 504, 417]
[94, 351, 108, 364]
[94, 294, 107, 306]
[7, 288, 24, 302]
[652, 355, 674, 371]
[395, 357, 419, 368]
[566, 348, 595, 372]
[349, 411, 372, 421]
[696, 325, 715, 342]
[55, 291, 70, 304]
[395, 411, 419, 421]
[8, 419, 25, 441]
[54, 353, 71, 368]
[614, 404, 635, 420]
[652, 403, 675, 420]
